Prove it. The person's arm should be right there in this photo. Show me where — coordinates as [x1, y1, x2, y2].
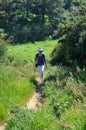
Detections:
[43, 54, 47, 68]
[34, 53, 38, 64]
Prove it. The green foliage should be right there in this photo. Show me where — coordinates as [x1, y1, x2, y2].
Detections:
[0, 0, 65, 43]
[2, 64, 86, 129]
[42, 67, 74, 116]
[5, 107, 58, 130]
[0, 65, 34, 123]
[0, 0, 85, 44]
[50, 3, 86, 68]
[0, 40, 56, 124]
[0, 39, 86, 130]
[0, 29, 7, 60]
[7, 40, 57, 64]
[0, 40, 7, 59]
[42, 66, 86, 129]
[61, 108, 86, 130]
[50, 44, 66, 65]
[1, 0, 84, 43]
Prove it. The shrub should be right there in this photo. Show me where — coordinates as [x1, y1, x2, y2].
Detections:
[5, 107, 58, 130]
[0, 29, 7, 60]
[0, 40, 7, 59]
[50, 4, 86, 68]
[50, 44, 66, 65]
[42, 65, 86, 128]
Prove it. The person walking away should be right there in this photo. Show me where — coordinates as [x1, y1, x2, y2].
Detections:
[35, 48, 47, 83]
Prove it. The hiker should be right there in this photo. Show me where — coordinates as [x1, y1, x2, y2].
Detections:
[35, 48, 47, 83]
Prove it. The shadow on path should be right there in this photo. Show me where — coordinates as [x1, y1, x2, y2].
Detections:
[26, 77, 43, 110]
[0, 77, 43, 130]
[35, 77, 44, 93]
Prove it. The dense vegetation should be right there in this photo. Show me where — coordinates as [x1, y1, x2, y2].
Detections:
[0, 64, 34, 123]
[0, 0, 84, 43]
[50, 1, 86, 68]
[0, 0, 86, 130]
[0, 40, 85, 130]
[0, 0, 86, 67]
[0, 40, 56, 124]
[5, 65, 86, 130]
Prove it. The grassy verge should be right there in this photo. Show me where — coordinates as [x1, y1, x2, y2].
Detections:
[7, 40, 57, 65]
[5, 107, 59, 130]
[1, 40, 86, 129]
[4, 65, 86, 130]
[0, 40, 57, 124]
[41, 66, 86, 130]
[0, 64, 35, 124]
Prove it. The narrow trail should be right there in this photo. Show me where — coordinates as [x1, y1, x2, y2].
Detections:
[0, 77, 42, 130]
[27, 77, 42, 110]
[0, 125, 6, 130]
[27, 92, 42, 110]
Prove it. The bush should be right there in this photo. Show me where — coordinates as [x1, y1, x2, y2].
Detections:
[50, 4, 86, 68]
[42, 66, 86, 129]
[0, 29, 7, 60]
[50, 44, 66, 65]
[5, 107, 58, 130]
[0, 40, 7, 59]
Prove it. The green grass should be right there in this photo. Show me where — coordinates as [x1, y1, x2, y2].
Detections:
[61, 107, 86, 130]
[5, 107, 59, 130]
[1, 39, 86, 129]
[0, 65, 34, 124]
[0, 40, 57, 124]
[7, 40, 57, 64]
[3, 65, 86, 130]
[41, 66, 86, 130]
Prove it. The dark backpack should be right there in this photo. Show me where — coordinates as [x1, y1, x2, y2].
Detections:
[35, 53, 45, 66]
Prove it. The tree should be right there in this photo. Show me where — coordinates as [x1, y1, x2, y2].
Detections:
[50, 3, 86, 68]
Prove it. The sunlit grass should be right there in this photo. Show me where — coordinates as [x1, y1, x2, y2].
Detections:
[0, 40, 57, 124]
[5, 107, 59, 130]
[61, 107, 86, 130]
[7, 40, 57, 63]
[1, 39, 86, 129]
[0, 65, 34, 123]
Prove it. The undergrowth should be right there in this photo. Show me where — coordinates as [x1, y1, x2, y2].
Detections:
[5, 65, 86, 130]
[5, 107, 59, 130]
[0, 40, 86, 129]
[41, 66, 86, 130]
[0, 64, 35, 124]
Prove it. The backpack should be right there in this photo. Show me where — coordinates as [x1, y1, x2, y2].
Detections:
[35, 53, 45, 66]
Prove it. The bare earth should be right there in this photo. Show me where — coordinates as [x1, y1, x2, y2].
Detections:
[27, 92, 42, 110]
[0, 77, 42, 130]
[0, 124, 6, 130]
[27, 77, 42, 110]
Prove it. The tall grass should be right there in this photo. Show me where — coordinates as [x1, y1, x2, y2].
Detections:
[5, 107, 59, 130]
[1, 39, 86, 129]
[0, 65, 34, 123]
[4, 65, 86, 130]
[42, 66, 86, 130]
[0, 40, 57, 124]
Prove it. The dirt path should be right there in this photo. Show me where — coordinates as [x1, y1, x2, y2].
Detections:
[0, 124, 6, 130]
[27, 92, 42, 110]
[0, 77, 42, 130]
[27, 77, 42, 110]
